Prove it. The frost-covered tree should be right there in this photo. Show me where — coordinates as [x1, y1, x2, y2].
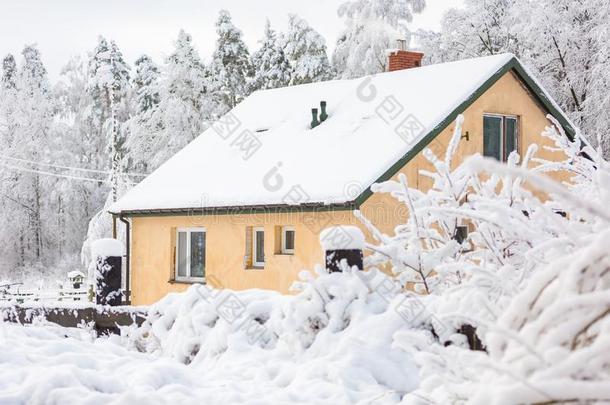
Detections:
[210, 10, 252, 110]
[54, 56, 108, 267]
[0, 54, 22, 274]
[282, 14, 334, 85]
[333, 0, 426, 78]
[0, 45, 55, 274]
[86, 36, 131, 202]
[16, 45, 54, 262]
[80, 38, 132, 273]
[132, 54, 160, 114]
[250, 19, 291, 92]
[123, 55, 161, 173]
[0, 54, 19, 148]
[163, 29, 212, 131]
[1, 54, 17, 89]
[417, 0, 519, 63]
[129, 30, 211, 173]
[418, 0, 610, 157]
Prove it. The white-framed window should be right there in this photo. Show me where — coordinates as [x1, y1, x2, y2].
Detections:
[175, 227, 206, 282]
[252, 227, 265, 267]
[281, 226, 295, 254]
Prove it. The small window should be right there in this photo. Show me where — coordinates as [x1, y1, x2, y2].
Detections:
[483, 114, 519, 162]
[252, 227, 265, 268]
[175, 228, 206, 281]
[281, 226, 295, 255]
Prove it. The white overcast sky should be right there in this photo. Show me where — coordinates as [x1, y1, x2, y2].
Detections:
[0, 0, 463, 81]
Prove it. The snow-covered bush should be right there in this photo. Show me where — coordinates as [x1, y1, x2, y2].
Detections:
[392, 119, 610, 403]
[122, 266, 426, 402]
[356, 115, 600, 329]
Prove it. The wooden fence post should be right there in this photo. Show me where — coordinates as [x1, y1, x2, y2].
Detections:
[92, 239, 124, 306]
[319, 226, 366, 272]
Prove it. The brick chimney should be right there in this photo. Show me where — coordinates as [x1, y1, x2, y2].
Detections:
[388, 39, 423, 72]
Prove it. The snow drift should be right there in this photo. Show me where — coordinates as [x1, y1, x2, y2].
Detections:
[123, 267, 426, 403]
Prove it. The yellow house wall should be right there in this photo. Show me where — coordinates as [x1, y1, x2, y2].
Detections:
[129, 71, 567, 305]
[130, 210, 355, 305]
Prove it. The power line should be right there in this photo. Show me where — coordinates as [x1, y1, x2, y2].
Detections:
[0, 154, 149, 177]
[0, 162, 108, 183]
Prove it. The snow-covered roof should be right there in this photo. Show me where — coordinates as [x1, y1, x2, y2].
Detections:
[67, 270, 85, 279]
[110, 53, 573, 214]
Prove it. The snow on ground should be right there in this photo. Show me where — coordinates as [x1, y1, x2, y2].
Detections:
[0, 269, 424, 405]
[0, 323, 220, 405]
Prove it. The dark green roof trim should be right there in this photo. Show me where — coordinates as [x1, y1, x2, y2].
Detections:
[116, 56, 576, 218]
[352, 56, 577, 207]
[116, 202, 356, 218]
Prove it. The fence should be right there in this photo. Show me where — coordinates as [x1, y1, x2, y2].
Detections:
[0, 303, 147, 335]
[0, 284, 89, 304]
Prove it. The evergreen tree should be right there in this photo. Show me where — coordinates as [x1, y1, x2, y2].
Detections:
[132, 54, 160, 114]
[124, 55, 161, 173]
[210, 9, 253, 110]
[333, 0, 426, 78]
[164, 29, 209, 120]
[86, 36, 131, 202]
[282, 14, 334, 85]
[1, 54, 17, 89]
[250, 19, 291, 92]
[0, 54, 19, 148]
[124, 30, 211, 175]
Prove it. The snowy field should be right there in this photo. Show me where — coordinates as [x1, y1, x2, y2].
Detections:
[0, 324, 212, 404]
[0, 274, 421, 405]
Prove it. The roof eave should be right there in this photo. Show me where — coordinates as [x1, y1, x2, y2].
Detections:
[112, 201, 356, 218]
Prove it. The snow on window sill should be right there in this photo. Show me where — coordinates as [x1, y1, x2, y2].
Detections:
[168, 278, 205, 285]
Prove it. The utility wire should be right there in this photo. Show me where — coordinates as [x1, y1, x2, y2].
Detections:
[0, 162, 109, 183]
[0, 154, 149, 177]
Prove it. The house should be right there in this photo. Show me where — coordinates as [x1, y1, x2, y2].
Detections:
[109, 51, 576, 306]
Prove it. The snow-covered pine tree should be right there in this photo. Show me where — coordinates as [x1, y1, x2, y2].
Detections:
[0, 54, 18, 148]
[86, 36, 131, 203]
[132, 54, 160, 114]
[124, 54, 161, 173]
[333, 0, 426, 78]
[144, 30, 211, 167]
[210, 9, 253, 111]
[165, 29, 213, 128]
[282, 14, 334, 85]
[250, 19, 291, 92]
[80, 38, 131, 272]
[1, 54, 17, 89]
